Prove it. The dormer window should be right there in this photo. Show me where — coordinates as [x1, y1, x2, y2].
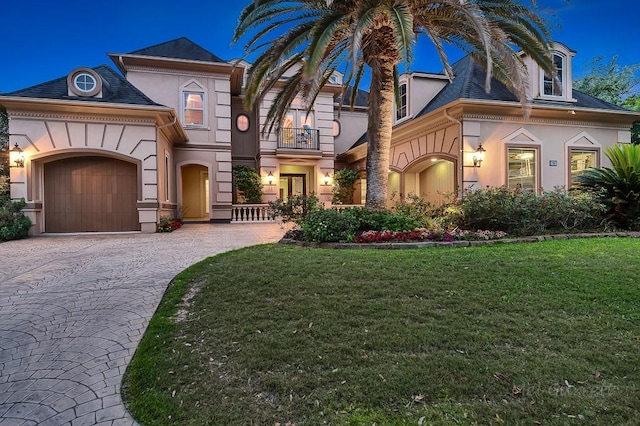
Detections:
[67, 67, 102, 97]
[396, 82, 408, 121]
[543, 53, 565, 97]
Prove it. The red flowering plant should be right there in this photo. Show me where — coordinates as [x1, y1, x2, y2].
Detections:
[354, 228, 508, 243]
[354, 229, 457, 243]
[157, 216, 183, 233]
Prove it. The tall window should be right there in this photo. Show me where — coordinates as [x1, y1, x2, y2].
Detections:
[543, 53, 564, 97]
[507, 146, 538, 190]
[164, 153, 170, 201]
[569, 149, 598, 186]
[396, 82, 408, 120]
[183, 92, 205, 126]
[282, 109, 314, 144]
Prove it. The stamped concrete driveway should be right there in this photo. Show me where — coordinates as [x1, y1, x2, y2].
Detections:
[0, 223, 286, 426]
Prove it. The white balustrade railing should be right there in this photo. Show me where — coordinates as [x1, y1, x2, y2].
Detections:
[231, 204, 275, 222]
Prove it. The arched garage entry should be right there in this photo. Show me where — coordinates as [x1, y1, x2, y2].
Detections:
[44, 156, 140, 232]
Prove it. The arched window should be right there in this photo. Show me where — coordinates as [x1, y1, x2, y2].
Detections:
[543, 53, 565, 97]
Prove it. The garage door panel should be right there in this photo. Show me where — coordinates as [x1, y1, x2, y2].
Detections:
[44, 157, 140, 233]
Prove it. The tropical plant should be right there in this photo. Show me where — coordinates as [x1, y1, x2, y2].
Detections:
[574, 143, 640, 229]
[331, 168, 359, 204]
[234, 0, 555, 211]
[232, 165, 264, 203]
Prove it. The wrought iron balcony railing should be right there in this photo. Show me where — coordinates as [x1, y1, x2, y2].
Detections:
[278, 127, 320, 150]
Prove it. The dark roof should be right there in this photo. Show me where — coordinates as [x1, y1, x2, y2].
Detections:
[416, 55, 519, 117]
[128, 37, 225, 63]
[417, 55, 629, 117]
[348, 55, 631, 150]
[338, 86, 368, 108]
[4, 65, 161, 106]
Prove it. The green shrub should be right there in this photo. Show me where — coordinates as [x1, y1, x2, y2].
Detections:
[392, 193, 440, 227]
[0, 198, 31, 241]
[331, 169, 359, 204]
[342, 207, 421, 232]
[232, 165, 264, 203]
[269, 194, 321, 224]
[446, 186, 607, 236]
[301, 208, 360, 242]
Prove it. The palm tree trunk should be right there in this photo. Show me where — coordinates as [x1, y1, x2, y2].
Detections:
[365, 58, 396, 211]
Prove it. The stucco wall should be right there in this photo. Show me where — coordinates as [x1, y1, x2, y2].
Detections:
[465, 118, 627, 191]
[7, 110, 160, 233]
[126, 70, 232, 146]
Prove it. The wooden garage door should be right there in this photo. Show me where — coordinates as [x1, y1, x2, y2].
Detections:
[44, 157, 140, 232]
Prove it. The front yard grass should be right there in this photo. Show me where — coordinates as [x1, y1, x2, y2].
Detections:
[123, 238, 640, 425]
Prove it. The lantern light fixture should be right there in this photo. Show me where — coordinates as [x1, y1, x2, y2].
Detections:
[473, 143, 486, 167]
[10, 143, 25, 168]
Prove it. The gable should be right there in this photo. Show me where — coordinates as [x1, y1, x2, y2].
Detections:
[502, 128, 543, 145]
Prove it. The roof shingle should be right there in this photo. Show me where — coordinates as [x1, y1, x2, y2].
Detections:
[128, 37, 225, 63]
[4, 65, 161, 106]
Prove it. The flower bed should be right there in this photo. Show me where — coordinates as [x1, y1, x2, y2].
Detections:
[354, 229, 508, 243]
[157, 217, 182, 233]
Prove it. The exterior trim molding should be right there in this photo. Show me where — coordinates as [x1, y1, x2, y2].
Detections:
[9, 112, 156, 125]
[462, 113, 628, 130]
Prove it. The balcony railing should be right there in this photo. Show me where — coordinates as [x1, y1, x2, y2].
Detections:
[278, 127, 320, 150]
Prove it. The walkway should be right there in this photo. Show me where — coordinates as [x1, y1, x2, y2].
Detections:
[0, 223, 286, 426]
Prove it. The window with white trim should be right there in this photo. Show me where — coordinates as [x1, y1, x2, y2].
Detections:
[396, 82, 408, 121]
[183, 91, 205, 126]
[543, 53, 565, 97]
[507, 146, 539, 191]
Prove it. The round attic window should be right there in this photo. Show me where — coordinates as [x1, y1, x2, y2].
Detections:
[74, 74, 96, 92]
[67, 68, 102, 97]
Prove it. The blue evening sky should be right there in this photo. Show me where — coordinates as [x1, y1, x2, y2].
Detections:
[1, 0, 638, 94]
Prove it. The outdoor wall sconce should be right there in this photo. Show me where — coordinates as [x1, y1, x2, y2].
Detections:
[473, 143, 486, 167]
[10, 143, 25, 168]
[266, 171, 274, 185]
[323, 172, 331, 186]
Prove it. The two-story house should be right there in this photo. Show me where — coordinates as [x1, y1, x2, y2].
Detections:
[2, 38, 638, 234]
[2, 37, 366, 233]
[340, 42, 640, 207]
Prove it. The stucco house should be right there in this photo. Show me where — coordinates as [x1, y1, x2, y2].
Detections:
[1, 38, 367, 233]
[2, 38, 638, 234]
[340, 42, 640, 208]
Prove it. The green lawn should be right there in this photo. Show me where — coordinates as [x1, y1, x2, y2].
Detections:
[123, 239, 640, 425]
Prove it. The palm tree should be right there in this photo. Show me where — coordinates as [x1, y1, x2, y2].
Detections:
[234, 0, 555, 211]
[574, 143, 640, 229]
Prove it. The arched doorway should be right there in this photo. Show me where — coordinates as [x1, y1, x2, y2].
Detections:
[404, 158, 456, 206]
[44, 156, 139, 232]
[181, 164, 209, 221]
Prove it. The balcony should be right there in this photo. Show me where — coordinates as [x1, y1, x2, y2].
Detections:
[278, 127, 320, 150]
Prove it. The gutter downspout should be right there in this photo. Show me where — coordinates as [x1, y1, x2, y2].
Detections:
[443, 107, 465, 199]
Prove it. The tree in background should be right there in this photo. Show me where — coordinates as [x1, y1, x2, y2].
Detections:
[234, 0, 555, 211]
[574, 56, 640, 143]
[0, 111, 9, 199]
[623, 95, 640, 143]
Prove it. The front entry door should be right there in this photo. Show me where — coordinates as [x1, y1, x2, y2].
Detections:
[279, 174, 306, 201]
